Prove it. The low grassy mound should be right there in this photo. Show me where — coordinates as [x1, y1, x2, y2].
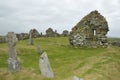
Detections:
[0, 37, 120, 80]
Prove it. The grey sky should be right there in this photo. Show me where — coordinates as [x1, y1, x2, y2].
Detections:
[0, 0, 120, 37]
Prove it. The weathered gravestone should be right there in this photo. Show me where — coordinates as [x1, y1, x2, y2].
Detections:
[6, 32, 21, 72]
[39, 52, 54, 78]
[37, 45, 43, 54]
[28, 30, 34, 45]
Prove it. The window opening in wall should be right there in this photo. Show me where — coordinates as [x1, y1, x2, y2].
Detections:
[93, 29, 96, 36]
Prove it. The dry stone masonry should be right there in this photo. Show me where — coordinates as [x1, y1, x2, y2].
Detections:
[62, 30, 69, 36]
[69, 10, 109, 47]
[6, 32, 21, 72]
[16, 33, 29, 40]
[30, 29, 40, 38]
[46, 28, 59, 37]
[39, 52, 54, 78]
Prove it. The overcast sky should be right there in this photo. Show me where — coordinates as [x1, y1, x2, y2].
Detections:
[0, 0, 120, 37]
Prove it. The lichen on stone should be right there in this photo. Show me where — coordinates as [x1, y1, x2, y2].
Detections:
[69, 10, 109, 47]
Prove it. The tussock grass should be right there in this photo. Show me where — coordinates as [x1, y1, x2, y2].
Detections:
[0, 37, 120, 80]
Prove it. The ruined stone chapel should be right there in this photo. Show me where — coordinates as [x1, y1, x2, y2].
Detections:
[69, 10, 109, 47]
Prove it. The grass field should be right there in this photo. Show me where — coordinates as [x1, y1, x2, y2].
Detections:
[108, 37, 120, 42]
[0, 37, 120, 80]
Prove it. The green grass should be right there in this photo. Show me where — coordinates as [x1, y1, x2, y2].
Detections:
[0, 37, 120, 80]
[108, 37, 120, 42]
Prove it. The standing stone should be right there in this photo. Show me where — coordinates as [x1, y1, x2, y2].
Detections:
[37, 45, 43, 54]
[6, 32, 21, 72]
[39, 52, 54, 78]
[28, 30, 34, 45]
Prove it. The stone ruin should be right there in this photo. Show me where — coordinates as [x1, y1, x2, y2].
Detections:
[6, 32, 21, 72]
[62, 30, 69, 37]
[46, 28, 59, 37]
[69, 10, 109, 47]
[30, 28, 40, 38]
[16, 33, 29, 40]
[16, 29, 39, 40]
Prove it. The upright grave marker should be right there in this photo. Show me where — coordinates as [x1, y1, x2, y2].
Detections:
[28, 30, 34, 45]
[39, 52, 54, 78]
[6, 32, 21, 72]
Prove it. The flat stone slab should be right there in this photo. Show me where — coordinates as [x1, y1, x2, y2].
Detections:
[39, 52, 54, 78]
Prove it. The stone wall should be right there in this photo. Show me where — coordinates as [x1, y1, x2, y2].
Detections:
[46, 28, 59, 37]
[69, 10, 109, 47]
[16, 29, 40, 40]
[62, 30, 69, 37]
[29, 29, 40, 38]
[16, 33, 29, 40]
